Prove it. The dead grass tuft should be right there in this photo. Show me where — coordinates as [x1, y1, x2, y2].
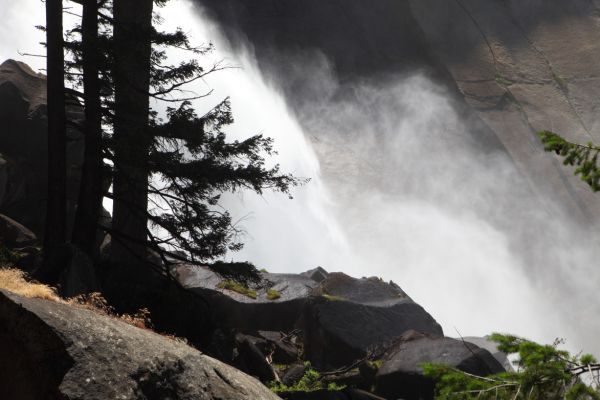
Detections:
[0, 268, 185, 343]
[0, 268, 62, 302]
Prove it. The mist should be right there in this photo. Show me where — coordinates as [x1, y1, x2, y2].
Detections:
[2, 0, 599, 357]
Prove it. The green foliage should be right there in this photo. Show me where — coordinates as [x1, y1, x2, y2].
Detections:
[369, 359, 384, 370]
[539, 131, 600, 191]
[210, 261, 261, 285]
[268, 365, 346, 394]
[61, 0, 305, 266]
[423, 333, 600, 400]
[216, 280, 257, 299]
[267, 289, 281, 300]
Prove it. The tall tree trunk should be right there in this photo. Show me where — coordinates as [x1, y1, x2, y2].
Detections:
[37, 0, 67, 283]
[110, 0, 154, 266]
[72, 0, 104, 255]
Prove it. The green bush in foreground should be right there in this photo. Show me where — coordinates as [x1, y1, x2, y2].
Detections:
[423, 333, 600, 399]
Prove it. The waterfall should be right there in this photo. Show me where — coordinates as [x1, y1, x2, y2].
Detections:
[2, 0, 599, 356]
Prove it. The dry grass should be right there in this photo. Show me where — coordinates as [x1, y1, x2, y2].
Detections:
[0, 268, 62, 302]
[0, 268, 185, 343]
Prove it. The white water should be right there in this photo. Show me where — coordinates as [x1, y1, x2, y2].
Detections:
[2, 0, 599, 356]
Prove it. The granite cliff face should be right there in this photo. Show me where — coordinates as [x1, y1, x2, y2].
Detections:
[196, 0, 600, 225]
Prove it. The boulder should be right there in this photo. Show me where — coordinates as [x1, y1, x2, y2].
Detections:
[303, 273, 443, 368]
[462, 336, 513, 372]
[234, 334, 279, 383]
[300, 266, 329, 283]
[375, 331, 505, 400]
[179, 264, 320, 333]
[0, 213, 36, 248]
[0, 289, 281, 400]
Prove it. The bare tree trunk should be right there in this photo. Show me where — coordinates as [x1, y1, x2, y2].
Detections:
[37, 0, 67, 283]
[110, 0, 154, 266]
[72, 0, 104, 256]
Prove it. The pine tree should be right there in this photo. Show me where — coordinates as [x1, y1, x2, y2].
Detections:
[60, 0, 303, 277]
[71, 0, 104, 255]
[36, 0, 68, 284]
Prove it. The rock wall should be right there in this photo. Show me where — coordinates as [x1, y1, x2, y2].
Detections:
[0, 60, 84, 237]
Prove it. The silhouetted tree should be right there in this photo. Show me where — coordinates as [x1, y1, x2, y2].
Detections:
[110, 0, 155, 266]
[71, 0, 104, 255]
[60, 0, 303, 276]
[37, 0, 68, 283]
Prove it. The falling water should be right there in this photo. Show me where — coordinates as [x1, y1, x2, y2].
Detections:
[2, 0, 600, 356]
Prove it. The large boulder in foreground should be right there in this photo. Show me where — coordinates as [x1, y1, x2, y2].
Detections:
[0, 289, 281, 400]
[375, 331, 505, 400]
[303, 273, 443, 368]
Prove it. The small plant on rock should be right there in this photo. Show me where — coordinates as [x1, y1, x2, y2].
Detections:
[269, 363, 346, 394]
[267, 289, 281, 300]
[216, 279, 257, 299]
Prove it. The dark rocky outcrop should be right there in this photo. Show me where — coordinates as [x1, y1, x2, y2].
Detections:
[303, 273, 443, 368]
[0, 213, 37, 248]
[234, 334, 279, 383]
[0, 289, 281, 400]
[179, 266, 443, 370]
[375, 331, 505, 400]
[0, 60, 84, 237]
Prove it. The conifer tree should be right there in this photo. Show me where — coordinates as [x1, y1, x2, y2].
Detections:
[61, 0, 303, 275]
[36, 0, 68, 283]
[71, 0, 104, 255]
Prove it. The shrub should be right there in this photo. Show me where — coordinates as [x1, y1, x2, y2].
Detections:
[269, 364, 346, 394]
